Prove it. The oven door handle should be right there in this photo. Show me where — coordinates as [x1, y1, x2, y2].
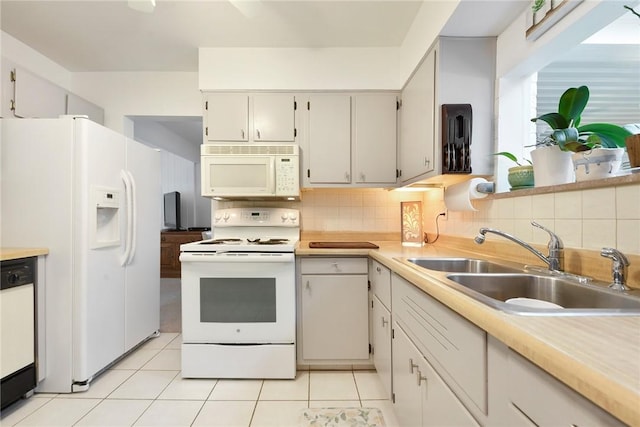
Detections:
[179, 253, 295, 263]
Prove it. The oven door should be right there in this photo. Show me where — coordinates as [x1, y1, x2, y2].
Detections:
[179, 252, 295, 344]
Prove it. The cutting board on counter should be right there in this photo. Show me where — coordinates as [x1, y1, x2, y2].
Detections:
[309, 242, 379, 249]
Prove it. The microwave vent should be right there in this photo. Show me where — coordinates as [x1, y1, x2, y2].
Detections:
[201, 144, 298, 156]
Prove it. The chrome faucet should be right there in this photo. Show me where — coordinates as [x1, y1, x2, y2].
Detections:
[474, 221, 563, 271]
[600, 248, 630, 292]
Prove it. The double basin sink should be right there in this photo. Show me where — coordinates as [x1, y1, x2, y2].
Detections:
[398, 257, 640, 316]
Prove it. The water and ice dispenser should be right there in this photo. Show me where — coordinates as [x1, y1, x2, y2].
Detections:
[90, 187, 121, 249]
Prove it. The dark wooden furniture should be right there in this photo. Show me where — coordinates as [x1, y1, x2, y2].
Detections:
[160, 231, 203, 278]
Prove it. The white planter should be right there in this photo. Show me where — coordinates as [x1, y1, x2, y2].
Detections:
[572, 148, 624, 181]
[530, 145, 574, 187]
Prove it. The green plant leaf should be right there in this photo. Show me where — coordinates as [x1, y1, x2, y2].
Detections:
[558, 86, 589, 127]
[578, 123, 633, 148]
[531, 112, 569, 130]
[493, 151, 518, 162]
[552, 128, 579, 150]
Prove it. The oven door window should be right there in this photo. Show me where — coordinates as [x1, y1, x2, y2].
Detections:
[200, 278, 276, 323]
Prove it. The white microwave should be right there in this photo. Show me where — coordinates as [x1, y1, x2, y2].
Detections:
[201, 144, 299, 199]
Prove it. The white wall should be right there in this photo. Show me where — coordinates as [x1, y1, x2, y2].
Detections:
[198, 1, 459, 91]
[71, 72, 201, 135]
[496, 0, 634, 80]
[133, 119, 200, 163]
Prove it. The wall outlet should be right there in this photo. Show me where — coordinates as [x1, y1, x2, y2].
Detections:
[439, 210, 448, 221]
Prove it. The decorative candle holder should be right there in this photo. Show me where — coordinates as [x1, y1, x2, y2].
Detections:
[401, 201, 424, 247]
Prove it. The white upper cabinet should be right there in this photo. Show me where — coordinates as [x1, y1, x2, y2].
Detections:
[204, 93, 249, 142]
[203, 93, 296, 143]
[354, 94, 398, 184]
[399, 37, 496, 184]
[399, 48, 436, 183]
[307, 94, 352, 184]
[303, 92, 398, 187]
[253, 94, 296, 142]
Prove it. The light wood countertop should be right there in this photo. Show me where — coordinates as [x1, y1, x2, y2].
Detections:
[296, 240, 640, 426]
[1, 247, 49, 261]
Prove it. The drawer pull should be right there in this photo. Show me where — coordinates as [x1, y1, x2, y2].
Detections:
[417, 370, 427, 386]
[409, 358, 418, 373]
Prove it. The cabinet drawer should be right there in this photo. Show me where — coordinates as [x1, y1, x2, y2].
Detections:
[507, 350, 624, 426]
[369, 259, 391, 309]
[392, 273, 487, 414]
[300, 257, 367, 274]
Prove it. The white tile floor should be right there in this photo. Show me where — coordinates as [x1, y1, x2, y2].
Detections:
[0, 333, 399, 427]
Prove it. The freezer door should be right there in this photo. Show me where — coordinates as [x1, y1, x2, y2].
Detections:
[123, 139, 161, 351]
[72, 118, 127, 383]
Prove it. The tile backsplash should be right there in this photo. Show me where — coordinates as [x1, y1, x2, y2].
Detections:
[215, 181, 640, 256]
[423, 181, 640, 256]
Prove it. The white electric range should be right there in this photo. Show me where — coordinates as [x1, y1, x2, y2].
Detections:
[179, 208, 299, 379]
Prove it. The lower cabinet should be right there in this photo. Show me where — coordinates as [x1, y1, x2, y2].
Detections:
[504, 347, 625, 427]
[160, 231, 203, 278]
[298, 257, 369, 363]
[371, 295, 392, 399]
[392, 322, 480, 427]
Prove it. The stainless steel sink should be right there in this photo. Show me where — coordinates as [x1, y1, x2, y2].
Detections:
[445, 273, 640, 316]
[404, 257, 522, 274]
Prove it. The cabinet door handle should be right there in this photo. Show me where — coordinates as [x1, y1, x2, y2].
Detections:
[305, 280, 310, 290]
[345, 172, 350, 181]
[360, 172, 365, 181]
[241, 129, 245, 139]
[381, 317, 388, 327]
[256, 129, 261, 139]
[409, 358, 418, 373]
[417, 369, 427, 386]
[376, 266, 381, 273]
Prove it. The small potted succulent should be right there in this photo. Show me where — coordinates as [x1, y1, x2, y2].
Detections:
[493, 152, 534, 190]
[531, 85, 632, 182]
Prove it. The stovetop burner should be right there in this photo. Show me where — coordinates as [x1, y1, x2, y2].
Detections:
[198, 238, 291, 246]
[200, 238, 242, 245]
[248, 238, 290, 245]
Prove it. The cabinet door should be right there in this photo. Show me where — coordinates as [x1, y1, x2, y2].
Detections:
[507, 350, 625, 427]
[253, 94, 295, 142]
[369, 259, 391, 310]
[354, 94, 397, 184]
[205, 94, 249, 142]
[421, 352, 480, 427]
[372, 296, 392, 400]
[301, 274, 368, 360]
[307, 95, 352, 183]
[392, 323, 424, 427]
[400, 48, 436, 182]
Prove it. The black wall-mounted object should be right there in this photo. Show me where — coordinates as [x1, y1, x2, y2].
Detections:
[441, 104, 472, 174]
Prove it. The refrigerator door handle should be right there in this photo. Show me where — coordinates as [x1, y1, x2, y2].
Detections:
[126, 170, 137, 265]
[120, 170, 133, 266]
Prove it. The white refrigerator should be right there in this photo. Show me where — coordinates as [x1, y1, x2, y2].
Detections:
[1, 116, 161, 393]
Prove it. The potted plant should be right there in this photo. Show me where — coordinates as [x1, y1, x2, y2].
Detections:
[531, 85, 632, 182]
[493, 152, 534, 189]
